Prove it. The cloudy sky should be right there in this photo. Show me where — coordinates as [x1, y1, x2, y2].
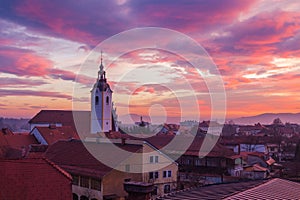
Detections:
[0, 0, 300, 123]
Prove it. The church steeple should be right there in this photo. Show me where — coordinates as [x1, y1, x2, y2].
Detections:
[98, 51, 105, 80]
[91, 53, 114, 133]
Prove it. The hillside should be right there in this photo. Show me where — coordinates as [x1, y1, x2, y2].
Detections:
[232, 113, 300, 125]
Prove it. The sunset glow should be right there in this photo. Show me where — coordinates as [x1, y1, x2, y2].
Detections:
[1, 0, 300, 121]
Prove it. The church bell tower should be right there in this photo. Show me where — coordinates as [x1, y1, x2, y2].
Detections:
[91, 55, 113, 133]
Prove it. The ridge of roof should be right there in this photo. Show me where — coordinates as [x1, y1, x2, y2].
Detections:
[43, 157, 72, 180]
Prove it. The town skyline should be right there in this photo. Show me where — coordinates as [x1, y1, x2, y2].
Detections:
[1, 0, 300, 121]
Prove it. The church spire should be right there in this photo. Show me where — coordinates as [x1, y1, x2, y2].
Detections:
[98, 51, 104, 79]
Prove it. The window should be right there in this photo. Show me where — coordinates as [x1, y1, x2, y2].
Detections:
[106, 96, 109, 105]
[80, 176, 89, 188]
[164, 184, 171, 193]
[149, 171, 159, 179]
[186, 159, 191, 165]
[150, 155, 159, 163]
[91, 178, 101, 191]
[195, 159, 203, 166]
[72, 175, 79, 185]
[95, 96, 99, 105]
[163, 170, 172, 178]
[155, 171, 159, 178]
[125, 164, 130, 172]
[149, 172, 154, 179]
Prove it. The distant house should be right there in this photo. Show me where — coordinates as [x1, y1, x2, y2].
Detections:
[242, 163, 269, 180]
[237, 123, 266, 136]
[158, 123, 180, 135]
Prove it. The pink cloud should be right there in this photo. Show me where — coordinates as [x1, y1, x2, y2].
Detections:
[0, 89, 71, 99]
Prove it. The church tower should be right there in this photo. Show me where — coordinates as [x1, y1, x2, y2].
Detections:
[91, 55, 113, 133]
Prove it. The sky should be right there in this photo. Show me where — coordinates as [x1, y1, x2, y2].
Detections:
[0, 0, 300, 123]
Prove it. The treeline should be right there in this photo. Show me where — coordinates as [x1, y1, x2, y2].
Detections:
[0, 118, 30, 132]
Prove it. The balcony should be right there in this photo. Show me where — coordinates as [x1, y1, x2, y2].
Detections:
[124, 181, 154, 193]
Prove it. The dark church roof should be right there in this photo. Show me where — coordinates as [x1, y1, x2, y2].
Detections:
[96, 74, 112, 92]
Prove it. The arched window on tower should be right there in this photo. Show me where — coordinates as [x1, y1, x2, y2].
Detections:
[95, 96, 99, 105]
[106, 96, 109, 105]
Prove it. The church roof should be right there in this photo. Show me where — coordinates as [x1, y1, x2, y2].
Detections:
[96, 77, 112, 92]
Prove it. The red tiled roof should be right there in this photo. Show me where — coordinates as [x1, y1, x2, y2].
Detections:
[0, 157, 72, 200]
[3, 134, 38, 148]
[29, 110, 90, 134]
[0, 132, 38, 158]
[220, 136, 281, 145]
[45, 139, 143, 178]
[186, 137, 235, 158]
[144, 135, 235, 158]
[244, 163, 268, 172]
[160, 178, 300, 200]
[34, 125, 79, 145]
[159, 179, 269, 200]
[239, 151, 266, 160]
[224, 178, 300, 199]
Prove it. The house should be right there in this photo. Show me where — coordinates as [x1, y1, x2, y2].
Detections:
[158, 123, 180, 135]
[144, 135, 241, 187]
[0, 154, 72, 200]
[0, 129, 38, 158]
[237, 123, 266, 136]
[242, 164, 269, 180]
[45, 138, 178, 200]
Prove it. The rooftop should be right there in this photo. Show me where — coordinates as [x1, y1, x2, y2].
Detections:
[33, 125, 79, 145]
[158, 178, 300, 200]
[45, 139, 144, 178]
